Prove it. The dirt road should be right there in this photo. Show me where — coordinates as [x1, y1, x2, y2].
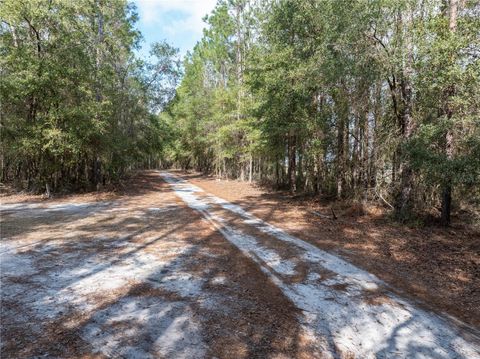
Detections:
[1, 171, 479, 358]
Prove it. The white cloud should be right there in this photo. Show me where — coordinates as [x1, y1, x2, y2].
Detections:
[135, 0, 217, 35]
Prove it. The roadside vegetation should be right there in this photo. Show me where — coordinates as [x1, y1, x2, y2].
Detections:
[1, 0, 180, 193]
[162, 0, 480, 226]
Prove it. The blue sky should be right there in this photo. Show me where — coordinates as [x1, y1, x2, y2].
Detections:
[133, 0, 217, 59]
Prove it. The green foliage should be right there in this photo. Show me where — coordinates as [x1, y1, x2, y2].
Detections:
[0, 0, 180, 190]
[164, 0, 480, 221]
[2, 0, 479, 222]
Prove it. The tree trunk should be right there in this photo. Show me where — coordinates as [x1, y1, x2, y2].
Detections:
[352, 114, 359, 194]
[440, 0, 458, 226]
[441, 178, 452, 225]
[275, 158, 280, 189]
[336, 112, 345, 199]
[288, 132, 297, 193]
[362, 101, 369, 195]
[394, 77, 414, 220]
[394, 8, 415, 221]
[93, 0, 104, 189]
[316, 153, 322, 194]
[370, 83, 381, 188]
[249, 154, 253, 182]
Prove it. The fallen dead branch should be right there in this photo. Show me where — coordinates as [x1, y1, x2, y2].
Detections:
[331, 207, 338, 220]
[309, 209, 337, 220]
[375, 189, 394, 210]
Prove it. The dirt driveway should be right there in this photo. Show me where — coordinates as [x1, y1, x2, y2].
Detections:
[1, 171, 479, 358]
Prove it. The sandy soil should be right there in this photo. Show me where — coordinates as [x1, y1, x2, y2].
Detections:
[1, 170, 479, 358]
[180, 171, 480, 329]
[1, 172, 320, 358]
[161, 171, 480, 358]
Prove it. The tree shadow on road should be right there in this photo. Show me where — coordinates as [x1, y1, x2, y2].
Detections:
[1, 177, 313, 358]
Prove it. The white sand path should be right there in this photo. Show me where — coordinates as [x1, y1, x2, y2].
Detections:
[161, 171, 480, 359]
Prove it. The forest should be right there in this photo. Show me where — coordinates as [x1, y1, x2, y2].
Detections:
[2, 1, 480, 357]
[162, 0, 480, 225]
[2, 0, 480, 225]
[1, 0, 181, 192]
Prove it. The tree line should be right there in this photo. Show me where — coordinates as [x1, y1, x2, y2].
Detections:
[161, 0, 480, 225]
[1, 0, 180, 193]
[1, 0, 479, 225]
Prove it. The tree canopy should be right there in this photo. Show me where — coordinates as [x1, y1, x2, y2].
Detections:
[161, 0, 480, 225]
[1, 0, 180, 191]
